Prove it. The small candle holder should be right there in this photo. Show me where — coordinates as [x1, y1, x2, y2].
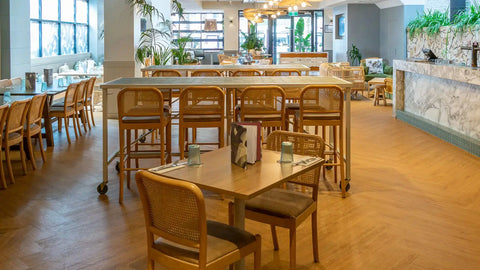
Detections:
[188, 144, 201, 166]
[280, 141, 293, 163]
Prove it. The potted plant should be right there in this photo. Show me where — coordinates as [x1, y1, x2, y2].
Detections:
[295, 18, 311, 52]
[240, 24, 264, 54]
[172, 36, 196, 64]
[128, 0, 183, 65]
[347, 44, 362, 66]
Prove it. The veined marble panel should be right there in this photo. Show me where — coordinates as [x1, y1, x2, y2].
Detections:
[404, 72, 480, 140]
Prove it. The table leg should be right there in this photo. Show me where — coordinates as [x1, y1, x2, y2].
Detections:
[43, 96, 54, 147]
[344, 87, 351, 198]
[233, 198, 246, 270]
[102, 88, 109, 193]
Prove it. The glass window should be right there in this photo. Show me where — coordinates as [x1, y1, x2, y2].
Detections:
[42, 0, 58, 20]
[76, 25, 88, 53]
[31, 22, 40, 58]
[172, 12, 224, 50]
[61, 0, 75, 22]
[76, 0, 88, 23]
[61, 24, 75, 54]
[30, 0, 89, 57]
[42, 22, 59, 56]
[30, 0, 39, 19]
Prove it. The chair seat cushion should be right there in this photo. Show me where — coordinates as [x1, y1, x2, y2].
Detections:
[153, 220, 256, 264]
[285, 103, 299, 110]
[182, 114, 222, 122]
[26, 123, 41, 135]
[50, 106, 75, 114]
[246, 188, 313, 218]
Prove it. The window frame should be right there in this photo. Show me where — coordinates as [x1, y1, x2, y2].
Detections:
[30, 0, 89, 58]
[171, 12, 224, 51]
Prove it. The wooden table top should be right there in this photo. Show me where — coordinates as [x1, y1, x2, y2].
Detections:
[0, 95, 31, 105]
[0, 81, 69, 96]
[101, 76, 352, 89]
[368, 77, 387, 85]
[154, 147, 324, 200]
[141, 64, 311, 72]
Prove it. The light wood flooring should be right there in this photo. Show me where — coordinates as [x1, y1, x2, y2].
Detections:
[1, 97, 479, 270]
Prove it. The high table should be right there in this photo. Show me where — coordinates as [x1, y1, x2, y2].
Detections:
[99, 76, 353, 198]
[0, 82, 69, 147]
[141, 63, 311, 77]
[151, 146, 324, 269]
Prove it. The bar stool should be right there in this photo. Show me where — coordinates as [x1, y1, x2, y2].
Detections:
[269, 69, 302, 131]
[178, 86, 224, 159]
[294, 85, 346, 197]
[232, 69, 262, 121]
[117, 87, 171, 203]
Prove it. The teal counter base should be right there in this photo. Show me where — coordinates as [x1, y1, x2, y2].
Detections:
[396, 111, 480, 157]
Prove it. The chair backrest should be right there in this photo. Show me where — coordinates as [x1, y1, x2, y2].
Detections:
[385, 77, 393, 94]
[232, 69, 262, 77]
[117, 87, 165, 123]
[64, 83, 79, 109]
[136, 170, 207, 256]
[266, 130, 324, 198]
[10, 77, 22, 85]
[342, 66, 364, 81]
[27, 93, 47, 127]
[326, 66, 343, 77]
[85, 77, 96, 102]
[151, 70, 182, 77]
[5, 99, 30, 135]
[0, 79, 12, 88]
[0, 104, 9, 140]
[271, 69, 301, 76]
[179, 86, 225, 117]
[191, 70, 222, 77]
[75, 80, 88, 104]
[299, 85, 344, 115]
[240, 86, 285, 119]
[217, 54, 226, 64]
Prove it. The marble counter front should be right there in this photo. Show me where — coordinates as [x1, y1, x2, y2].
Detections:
[393, 60, 480, 156]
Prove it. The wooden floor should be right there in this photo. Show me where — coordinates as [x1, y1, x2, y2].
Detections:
[1, 97, 479, 270]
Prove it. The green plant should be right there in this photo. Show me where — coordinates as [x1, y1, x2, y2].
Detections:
[407, 9, 450, 38]
[454, 1, 480, 32]
[294, 18, 311, 52]
[240, 24, 264, 51]
[128, 0, 183, 65]
[347, 44, 362, 66]
[172, 36, 194, 64]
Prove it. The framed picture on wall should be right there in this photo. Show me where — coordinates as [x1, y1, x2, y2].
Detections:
[335, 14, 345, 39]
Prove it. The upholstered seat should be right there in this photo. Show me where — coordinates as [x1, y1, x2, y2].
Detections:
[153, 220, 257, 264]
[246, 188, 313, 218]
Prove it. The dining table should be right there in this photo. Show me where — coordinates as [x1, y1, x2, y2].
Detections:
[141, 63, 311, 77]
[99, 75, 353, 199]
[0, 81, 69, 147]
[149, 146, 324, 270]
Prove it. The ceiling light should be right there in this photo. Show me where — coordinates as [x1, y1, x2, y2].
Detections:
[301, 2, 307, 7]
[288, 6, 292, 11]
[263, 4, 268, 8]
[269, 1, 273, 6]
[293, 5, 298, 11]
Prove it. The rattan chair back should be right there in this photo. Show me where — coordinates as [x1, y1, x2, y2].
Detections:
[151, 70, 182, 77]
[300, 85, 344, 116]
[191, 70, 222, 77]
[117, 87, 165, 123]
[27, 93, 47, 127]
[136, 171, 207, 255]
[179, 86, 225, 117]
[385, 77, 393, 94]
[5, 99, 30, 135]
[271, 69, 301, 76]
[64, 83, 78, 110]
[240, 86, 286, 128]
[232, 69, 262, 77]
[85, 77, 96, 103]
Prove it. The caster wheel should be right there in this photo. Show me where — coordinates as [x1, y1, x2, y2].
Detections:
[339, 181, 351, 192]
[325, 159, 333, 170]
[115, 161, 120, 172]
[139, 136, 146, 143]
[97, 183, 108, 195]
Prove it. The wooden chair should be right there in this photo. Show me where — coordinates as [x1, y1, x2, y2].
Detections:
[228, 131, 325, 270]
[231, 69, 262, 77]
[232, 69, 263, 119]
[24, 93, 47, 170]
[239, 86, 286, 134]
[294, 85, 346, 197]
[0, 104, 9, 189]
[135, 170, 261, 270]
[217, 53, 226, 64]
[151, 69, 182, 108]
[191, 70, 222, 77]
[342, 66, 366, 96]
[73, 80, 89, 135]
[50, 83, 80, 144]
[117, 87, 171, 203]
[178, 86, 225, 159]
[84, 77, 97, 129]
[270, 69, 302, 131]
[3, 99, 30, 184]
[9, 77, 22, 85]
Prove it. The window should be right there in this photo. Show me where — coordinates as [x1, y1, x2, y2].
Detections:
[30, 0, 89, 58]
[171, 13, 224, 50]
